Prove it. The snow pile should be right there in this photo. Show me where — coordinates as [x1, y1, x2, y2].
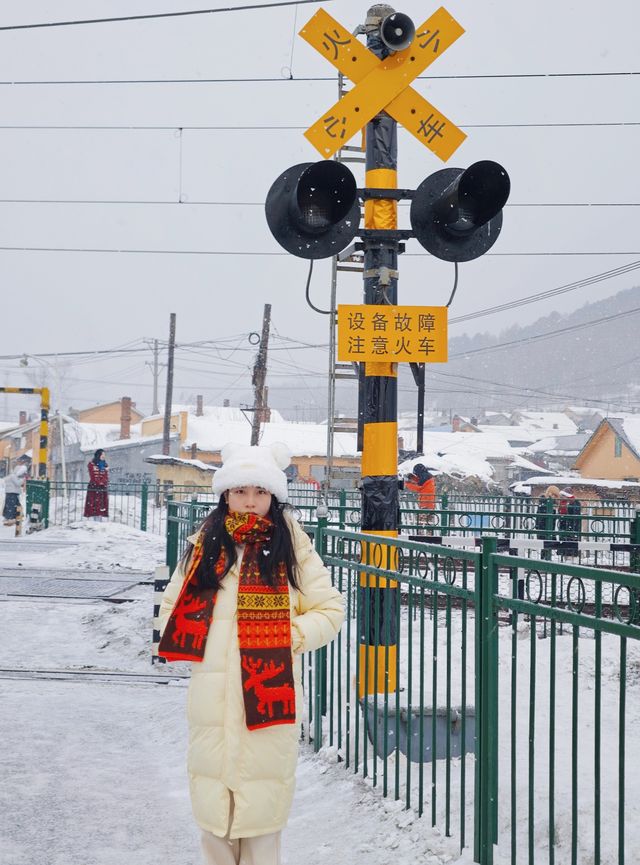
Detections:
[6, 521, 165, 572]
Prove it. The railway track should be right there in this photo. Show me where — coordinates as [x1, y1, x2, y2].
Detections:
[0, 667, 189, 686]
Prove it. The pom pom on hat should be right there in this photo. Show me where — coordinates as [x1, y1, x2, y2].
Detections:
[213, 442, 291, 502]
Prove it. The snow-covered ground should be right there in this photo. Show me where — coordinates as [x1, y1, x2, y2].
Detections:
[2, 521, 639, 864]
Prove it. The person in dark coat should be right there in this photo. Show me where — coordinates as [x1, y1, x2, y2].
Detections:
[566, 495, 582, 541]
[3, 465, 27, 525]
[535, 485, 560, 540]
[84, 449, 109, 519]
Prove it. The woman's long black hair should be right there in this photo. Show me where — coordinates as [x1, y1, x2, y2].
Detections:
[183, 495, 301, 592]
[92, 449, 107, 465]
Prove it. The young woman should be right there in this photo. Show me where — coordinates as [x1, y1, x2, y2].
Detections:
[158, 442, 344, 865]
[83, 448, 109, 520]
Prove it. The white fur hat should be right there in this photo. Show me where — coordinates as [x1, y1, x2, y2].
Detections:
[212, 442, 291, 503]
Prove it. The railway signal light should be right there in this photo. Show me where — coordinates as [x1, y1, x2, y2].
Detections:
[265, 160, 360, 260]
[410, 160, 510, 262]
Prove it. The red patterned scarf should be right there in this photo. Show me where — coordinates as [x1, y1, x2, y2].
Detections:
[158, 511, 295, 730]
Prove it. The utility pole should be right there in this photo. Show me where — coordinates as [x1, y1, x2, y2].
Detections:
[162, 313, 176, 456]
[152, 339, 160, 415]
[411, 362, 426, 454]
[250, 303, 271, 446]
[145, 338, 162, 415]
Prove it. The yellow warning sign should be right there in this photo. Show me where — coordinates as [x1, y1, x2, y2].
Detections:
[337, 305, 448, 363]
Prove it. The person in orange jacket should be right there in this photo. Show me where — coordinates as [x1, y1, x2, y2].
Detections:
[405, 463, 436, 510]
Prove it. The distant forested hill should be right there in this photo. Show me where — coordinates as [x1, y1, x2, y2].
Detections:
[397, 284, 640, 415]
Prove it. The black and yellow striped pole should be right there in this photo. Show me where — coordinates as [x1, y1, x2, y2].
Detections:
[0, 386, 49, 477]
[266, 3, 510, 700]
[358, 5, 401, 699]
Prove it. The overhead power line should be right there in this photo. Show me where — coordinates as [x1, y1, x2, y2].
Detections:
[0, 70, 637, 85]
[0, 0, 327, 32]
[0, 198, 639, 207]
[0, 245, 638, 257]
[0, 334, 323, 362]
[449, 260, 640, 325]
[0, 121, 637, 130]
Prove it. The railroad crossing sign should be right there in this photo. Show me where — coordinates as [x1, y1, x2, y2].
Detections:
[338, 304, 448, 363]
[300, 7, 466, 161]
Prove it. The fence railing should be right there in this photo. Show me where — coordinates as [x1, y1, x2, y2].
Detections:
[26, 479, 213, 536]
[164, 495, 640, 574]
[304, 527, 640, 865]
[27, 475, 640, 552]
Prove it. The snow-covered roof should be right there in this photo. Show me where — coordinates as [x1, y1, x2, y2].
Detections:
[619, 417, 640, 459]
[475, 424, 538, 442]
[0, 420, 18, 433]
[144, 454, 216, 472]
[63, 418, 142, 450]
[510, 455, 553, 474]
[516, 412, 578, 434]
[528, 433, 590, 456]
[511, 474, 640, 493]
[566, 405, 605, 417]
[143, 404, 285, 427]
[181, 419, 358, 458]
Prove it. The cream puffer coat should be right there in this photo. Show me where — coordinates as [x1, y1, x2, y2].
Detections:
[158, 516, 344, 839]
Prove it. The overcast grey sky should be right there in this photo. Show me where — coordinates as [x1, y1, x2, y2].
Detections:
[0, 0, 638, 418]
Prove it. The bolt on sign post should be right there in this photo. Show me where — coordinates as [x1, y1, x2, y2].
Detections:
[265, 4, 511, 700]
[0, 387, 50, 478]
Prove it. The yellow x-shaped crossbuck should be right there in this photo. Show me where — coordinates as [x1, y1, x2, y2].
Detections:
[300, 7, 467, 161]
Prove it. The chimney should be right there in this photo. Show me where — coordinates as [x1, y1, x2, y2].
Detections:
[120, 396, 132, 440]
[19, 411, 27, 426]
[196, 395, 204, 417]
[452, 415, 461, 432]
[398, 435, 405, 451]
[223, 399, 230, 408]
[191, 443, 198, 459]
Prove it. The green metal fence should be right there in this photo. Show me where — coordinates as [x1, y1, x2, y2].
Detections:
[27, 479, 212, 536]
[25, 478, 50, 529]
[307, 528, 640, 865]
